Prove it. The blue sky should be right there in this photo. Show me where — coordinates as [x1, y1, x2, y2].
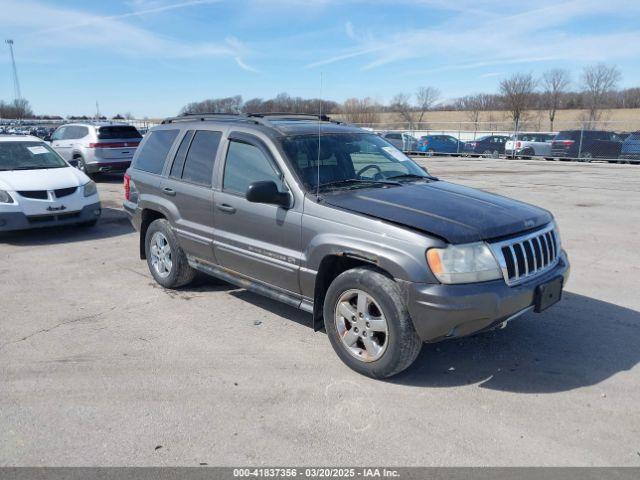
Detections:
[1, 0, 639, 117]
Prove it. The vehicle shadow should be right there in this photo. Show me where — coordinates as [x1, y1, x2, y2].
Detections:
[391, 291, 640, 393]
[0, 207, 134, 245]
[94, 173, 125, 184]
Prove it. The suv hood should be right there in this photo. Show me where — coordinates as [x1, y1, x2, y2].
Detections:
[322, 181, 552, 244]
[0, 166, 88, 191]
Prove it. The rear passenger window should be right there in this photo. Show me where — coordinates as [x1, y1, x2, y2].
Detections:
[170, 131, 195, 179]
[223, 140, 280, 195]
[181, 130, 221, 186]
[134, 129, 179, 175]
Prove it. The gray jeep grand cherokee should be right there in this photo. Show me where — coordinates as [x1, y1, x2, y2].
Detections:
[123, 113, 569, 378]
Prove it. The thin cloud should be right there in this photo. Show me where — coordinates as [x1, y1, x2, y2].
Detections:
[235, 57, 260, 73]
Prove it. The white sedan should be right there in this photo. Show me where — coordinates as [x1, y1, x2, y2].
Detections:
[0, 135, 101, 232]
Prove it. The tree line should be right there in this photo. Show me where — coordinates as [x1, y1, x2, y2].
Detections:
[178, 64, 635, 131]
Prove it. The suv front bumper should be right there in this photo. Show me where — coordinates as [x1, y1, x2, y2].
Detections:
[404, 251, 570, 342]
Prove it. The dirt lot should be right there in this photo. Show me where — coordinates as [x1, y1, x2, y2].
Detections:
[1, 158, 639, 466]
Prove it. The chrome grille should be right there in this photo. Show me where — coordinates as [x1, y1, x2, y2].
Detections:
[489, 224, 560, 286]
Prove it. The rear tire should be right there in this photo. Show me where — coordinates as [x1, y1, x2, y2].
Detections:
[323, 266, 422, 378]
[145, 218, 196, 288]
[75, 156, 94, 179]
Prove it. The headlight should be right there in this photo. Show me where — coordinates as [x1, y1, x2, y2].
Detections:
[426, 242, 502, 284]
[83, 180, 97, 197]
[0, 190, 14, 204]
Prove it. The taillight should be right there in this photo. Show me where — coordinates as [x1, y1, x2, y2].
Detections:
[124, 173, 131, 201]
[516, 141, 521, 148]
[562, 140, 575, 146]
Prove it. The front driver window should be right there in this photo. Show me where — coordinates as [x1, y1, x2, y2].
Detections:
[223, 140, 281, 196]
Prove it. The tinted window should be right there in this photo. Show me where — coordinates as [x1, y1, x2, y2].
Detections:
[98, 126, 142, 140]
[170, 130, 195, 179]
[555, 131, 579, 140]
[181, 130, 221, 186]
[133, 129, 179, 174]
[51, 127, 65, 141]
[223, 140, 280, 195]
[63, 126, 87, 140]
[386, 133, 401, 140]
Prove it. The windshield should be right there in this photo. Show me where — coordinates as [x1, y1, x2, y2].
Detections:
[281, 133, 429, 190]
[0, 141, 67, 170]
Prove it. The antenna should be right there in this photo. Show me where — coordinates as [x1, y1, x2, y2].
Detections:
[315, 72, 323, 198]
[5, 40, 22, 102]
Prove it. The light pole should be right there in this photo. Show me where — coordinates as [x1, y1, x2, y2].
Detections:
[5, 39, 22, 103]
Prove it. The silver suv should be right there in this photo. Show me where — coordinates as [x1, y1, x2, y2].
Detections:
[50, 122, 142, 177]
[124, 113, 569, 378]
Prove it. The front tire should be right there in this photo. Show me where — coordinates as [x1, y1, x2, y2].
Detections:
[323, 266, 422, 378]
[145, 219, 196, 288]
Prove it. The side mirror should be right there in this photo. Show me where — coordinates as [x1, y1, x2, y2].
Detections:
[246, 181, 290, 208]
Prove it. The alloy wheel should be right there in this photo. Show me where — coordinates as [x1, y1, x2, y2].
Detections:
[334, 289, 389, 362]
[150, 231, 173, 278]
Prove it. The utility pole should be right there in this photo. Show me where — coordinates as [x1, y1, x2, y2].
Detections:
[96, 101, 100, 120]
[5, 39, 22, 102]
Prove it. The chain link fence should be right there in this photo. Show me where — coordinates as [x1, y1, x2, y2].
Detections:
[358, 120, 640, 164]
[2, 117, 639, 164]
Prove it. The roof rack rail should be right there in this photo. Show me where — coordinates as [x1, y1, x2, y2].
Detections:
[161, 112, 254, 124]
[246, 112, 333, 122]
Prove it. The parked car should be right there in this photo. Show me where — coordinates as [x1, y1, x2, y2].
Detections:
[0, 135, 101, 232]
[620, 131, 640, 163]
[505, 133, 555, 158]
[417, 135, 464, 155]
[462, 135, 510, 157]
[50, 122, 142, 177]
[123, 113, 569, 379]
[379, 131, 419, 152]
[549, 130, 625, 161]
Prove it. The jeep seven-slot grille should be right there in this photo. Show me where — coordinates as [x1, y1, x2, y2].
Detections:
[489, 225, 559, 286]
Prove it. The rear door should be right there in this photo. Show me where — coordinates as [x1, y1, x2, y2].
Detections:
[161, 129, 222, 264]
[213, 132, 302, 293]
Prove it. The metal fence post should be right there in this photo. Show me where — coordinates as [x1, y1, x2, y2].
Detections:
[578, 126, 584, 161]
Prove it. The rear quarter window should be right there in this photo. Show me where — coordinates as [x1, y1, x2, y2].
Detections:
[133, 129, 179, 175]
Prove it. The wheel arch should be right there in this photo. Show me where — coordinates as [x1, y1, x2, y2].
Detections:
[139, 208, 167, 259]
[311, 253, 394, 331]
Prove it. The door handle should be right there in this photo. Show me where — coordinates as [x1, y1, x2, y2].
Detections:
[162, 187, 176, 196]
[217, 203, 236, 214]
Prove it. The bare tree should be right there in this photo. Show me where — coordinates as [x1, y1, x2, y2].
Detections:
[341, 98, 381, 126]
[456, 93, 494, 131]
[0, 99, 33, 119]
[581, 64, 621, 124]
[415, 86, 440, 125]
[180, 95, 243, 115]
[499, 73, 536, 129]
[541, 69, 571, 131]
[390, 93, 414, 128]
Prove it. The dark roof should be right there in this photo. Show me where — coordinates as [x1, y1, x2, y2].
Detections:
[158, 113, 366, 137]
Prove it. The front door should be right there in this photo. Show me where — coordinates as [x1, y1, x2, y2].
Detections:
[213, 134, 301, 294]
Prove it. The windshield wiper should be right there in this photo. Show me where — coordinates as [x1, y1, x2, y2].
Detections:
[317, 178, 400, 191]
[387, 173, 438, 182]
